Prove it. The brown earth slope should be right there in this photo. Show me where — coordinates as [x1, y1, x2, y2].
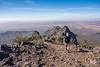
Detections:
[0, 42, 100, 67]
[42, 42, 100, 67]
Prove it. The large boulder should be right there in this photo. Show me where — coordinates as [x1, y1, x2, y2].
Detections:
[31, 31, 42, 40]
[1, 44, 12, 53]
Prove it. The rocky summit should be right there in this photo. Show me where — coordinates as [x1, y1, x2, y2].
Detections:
[0, 26, 100, 67]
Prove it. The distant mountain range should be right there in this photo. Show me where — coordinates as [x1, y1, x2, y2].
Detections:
[0, 21, 100, 46]
[0, 31, 33, 45]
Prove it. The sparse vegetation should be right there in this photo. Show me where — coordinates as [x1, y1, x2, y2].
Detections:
[12, 36, 29, 47]
[29, 31, 44, 46]
[13, 36, 28, 43]
[79, 39, 94, 50]
[12, 31, 45, 47]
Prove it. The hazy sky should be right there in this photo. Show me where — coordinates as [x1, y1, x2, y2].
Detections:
[0, 0, 100, 22]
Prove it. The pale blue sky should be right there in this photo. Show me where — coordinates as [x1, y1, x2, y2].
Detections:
[0, 0, 100, 22]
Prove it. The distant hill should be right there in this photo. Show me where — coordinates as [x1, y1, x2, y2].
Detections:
[0, 21, 100, 46]
[0, 31, 33, 45]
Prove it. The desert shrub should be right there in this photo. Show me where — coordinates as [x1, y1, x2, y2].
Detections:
[14, 36, 28, 42]
[47, 36, 64, 45]
[44, 34, 64, 45]
[79, 40, 94, 50]
[32, 39, 44, 46]
[58, 37, 64, 44]
[12, 36, 29, 47]
[54, 37, 63, 45]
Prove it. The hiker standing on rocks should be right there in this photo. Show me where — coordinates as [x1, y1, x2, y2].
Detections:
[63, 26, 71, 51]
[65, 32, 70, 51]
[63, 26, 79, 52]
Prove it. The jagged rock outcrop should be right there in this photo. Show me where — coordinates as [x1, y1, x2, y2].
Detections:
[0, 41, 48, 67]
[44, 26, 64, 44]
[0, 31, 47, 67]
[43, 26, 78, 45]
[0, 42, 100, 67]
[28, 31, 44, 46]
[31, 31, 42, 40]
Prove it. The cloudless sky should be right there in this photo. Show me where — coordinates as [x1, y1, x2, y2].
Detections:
[0, 0, 100, 21]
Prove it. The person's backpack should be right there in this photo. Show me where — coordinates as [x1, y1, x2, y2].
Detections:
[66, 32, 69, 37]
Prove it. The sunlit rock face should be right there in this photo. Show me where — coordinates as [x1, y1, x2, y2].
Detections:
[43, 26, 71, 44]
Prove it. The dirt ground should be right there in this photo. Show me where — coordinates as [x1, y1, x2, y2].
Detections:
[0, 42, 100, 67]
[41, 42, 100, 67]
